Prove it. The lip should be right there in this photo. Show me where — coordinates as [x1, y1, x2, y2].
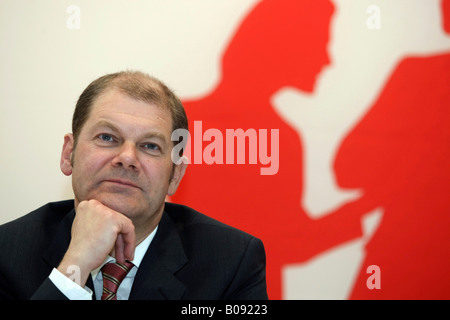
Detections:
[103, 179, 141, 189]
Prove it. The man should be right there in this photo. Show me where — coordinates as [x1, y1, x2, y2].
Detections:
[0, 71, 268, 300]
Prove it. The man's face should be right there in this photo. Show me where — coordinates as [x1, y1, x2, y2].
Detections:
[61, 89, 185, 225]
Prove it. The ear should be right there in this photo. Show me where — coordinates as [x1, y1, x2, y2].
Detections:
[60, 133, 75, 176]
[167, 157, 188, 196]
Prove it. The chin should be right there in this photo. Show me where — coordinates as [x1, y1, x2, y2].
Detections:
[300, 82, 316, 93]
[94, 194, 140, 216]
[283, 72, 318, 93]
[295, 64, 329, 93]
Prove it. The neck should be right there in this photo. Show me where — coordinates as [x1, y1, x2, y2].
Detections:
[132, 212, 161, 247]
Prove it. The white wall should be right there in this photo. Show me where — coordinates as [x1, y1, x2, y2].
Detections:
[0, 0, 257, 224]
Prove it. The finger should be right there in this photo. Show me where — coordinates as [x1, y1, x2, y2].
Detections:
[115, 234, 125, 264]
[119, 218, 136, 262]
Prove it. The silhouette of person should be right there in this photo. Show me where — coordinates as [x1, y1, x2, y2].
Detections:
[335, 0, 450, 299]
[172, 0, 379, 299]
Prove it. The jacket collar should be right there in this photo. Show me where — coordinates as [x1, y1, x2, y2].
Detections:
[129, 211, 188, 300]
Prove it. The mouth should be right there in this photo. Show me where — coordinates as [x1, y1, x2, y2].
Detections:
[103, 179, 141, 190]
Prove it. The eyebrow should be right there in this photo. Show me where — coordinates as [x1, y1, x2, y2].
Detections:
[92, 120, 168, 144]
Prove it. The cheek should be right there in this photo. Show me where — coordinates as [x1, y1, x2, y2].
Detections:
[141, 160, 173, 190]
[72, 147, 109, 180]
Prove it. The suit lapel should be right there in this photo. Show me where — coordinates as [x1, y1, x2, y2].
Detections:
[42, 208, 96, 299]
[129, 211, 188, 300]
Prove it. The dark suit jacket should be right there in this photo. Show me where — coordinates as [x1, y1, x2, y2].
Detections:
[0, 200, 268, 300]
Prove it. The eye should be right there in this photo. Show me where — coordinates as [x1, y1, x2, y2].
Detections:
[141, 142, 163, 155]
[98, 134, 115, 142]
[142, 143, 160, 151]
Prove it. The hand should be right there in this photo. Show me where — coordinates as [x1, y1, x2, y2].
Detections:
[57, 199, 135, 287]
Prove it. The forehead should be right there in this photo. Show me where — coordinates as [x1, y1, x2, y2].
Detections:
[85, 89, 173, 135]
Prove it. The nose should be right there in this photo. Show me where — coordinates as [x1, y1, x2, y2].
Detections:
[112, 142, 140, 170]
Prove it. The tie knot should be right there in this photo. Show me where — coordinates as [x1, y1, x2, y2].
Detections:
[101, 261, 134, 300]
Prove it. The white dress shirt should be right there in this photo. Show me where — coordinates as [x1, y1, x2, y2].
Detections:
[49, 226, 158, 300]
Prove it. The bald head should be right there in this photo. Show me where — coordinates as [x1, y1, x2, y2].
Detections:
[72, 71, 188, 148]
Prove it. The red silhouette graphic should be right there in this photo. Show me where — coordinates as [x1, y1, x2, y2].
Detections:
[173, 0, 450, 299]
[444, 0, 450, 34]
[337, 1, 450, 299]
[172, 0, 370, 299]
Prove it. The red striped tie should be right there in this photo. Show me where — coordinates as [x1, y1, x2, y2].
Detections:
[101, 261, 134, 300]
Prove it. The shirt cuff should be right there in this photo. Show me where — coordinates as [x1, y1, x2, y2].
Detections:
[49, 268, 93, 300]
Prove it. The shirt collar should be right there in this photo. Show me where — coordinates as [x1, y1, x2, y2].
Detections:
[91, 225, 158, 280]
